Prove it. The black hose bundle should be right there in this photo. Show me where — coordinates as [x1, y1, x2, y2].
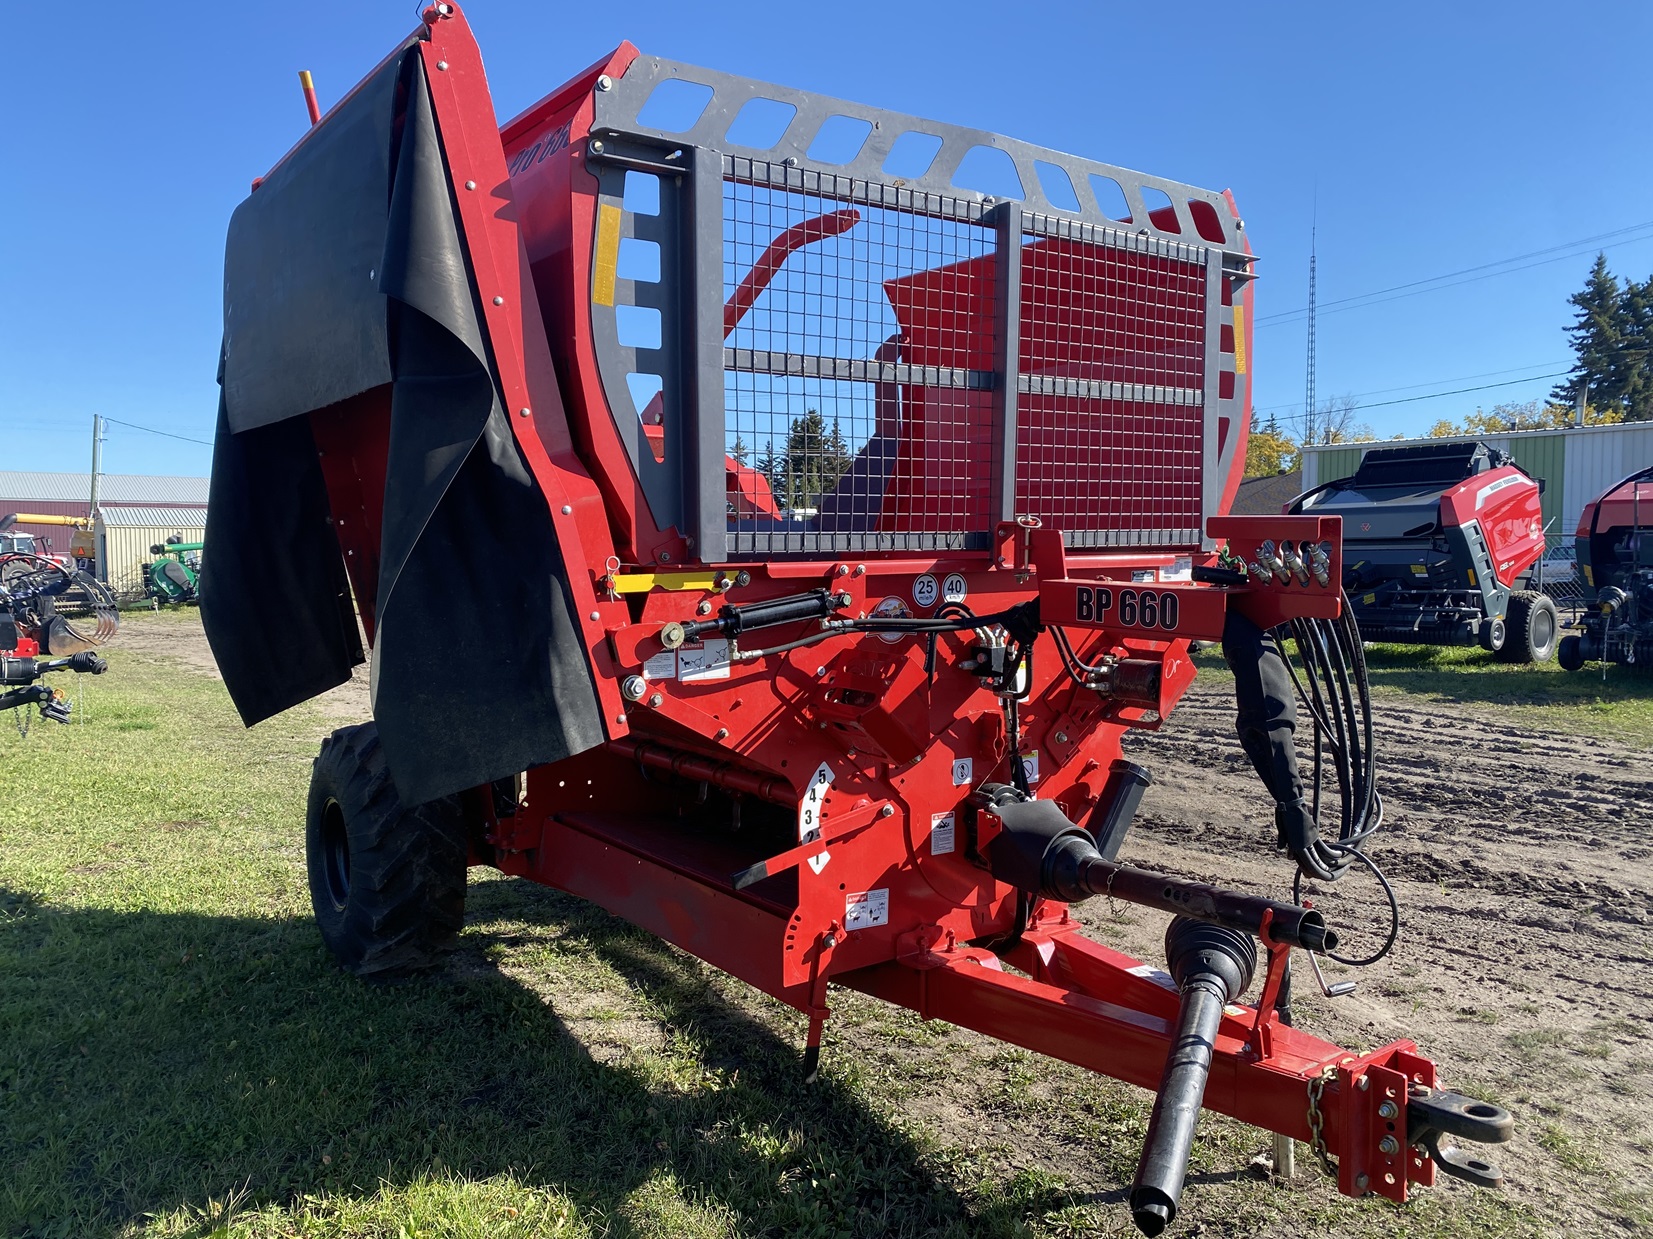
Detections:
[1280, 604, 1397, 965]
[1224, 599, 1397, 966]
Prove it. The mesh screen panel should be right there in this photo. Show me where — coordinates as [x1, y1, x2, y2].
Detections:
[1015, 236, 1206, 535]
[717, 168, 1209, 554]
[722, 169, 995, 553]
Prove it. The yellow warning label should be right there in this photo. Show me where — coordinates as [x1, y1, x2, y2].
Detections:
[1231, 305, 1247, 374]
[1362, 592, 1376, 605]
[1411, 565, 1428, 575]
[1466, 568, 1477, 587]
[592, 202, 622, 307]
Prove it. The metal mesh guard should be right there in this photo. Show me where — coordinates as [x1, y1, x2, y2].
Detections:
[718, 163, 1207, 555]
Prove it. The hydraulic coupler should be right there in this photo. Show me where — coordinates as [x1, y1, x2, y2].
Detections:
[1130, 917, 1257, 1235]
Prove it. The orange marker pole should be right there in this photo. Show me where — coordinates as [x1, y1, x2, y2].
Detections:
[298, 70, 322, 126]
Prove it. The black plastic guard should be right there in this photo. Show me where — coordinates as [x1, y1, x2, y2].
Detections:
[203, 47, 605, 805]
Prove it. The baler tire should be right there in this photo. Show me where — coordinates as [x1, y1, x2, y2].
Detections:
[1499, 591, 1558, 664]
[305, 722, 468, 979]
[1478, 616, 1506, 654]
[1558, 634, 1586, 672]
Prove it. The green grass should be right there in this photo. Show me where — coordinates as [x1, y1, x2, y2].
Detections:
[0, 625, 1555, 1238]
[1193, 641, 1653, 746]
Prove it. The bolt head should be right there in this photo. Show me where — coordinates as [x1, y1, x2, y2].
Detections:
[1357, 1075, 1371, 1091]
[596, 74, 613, 91]
[464, 180, 476, 190]
[1378, 1100, 1399, 1120]
[621, 675, 647, 700]
[735, 570, 751, 586]
[836, 564, 849, 576]
[1379, 1135, 1400, 1156]
[879, 804, 895, 818]
[589, 138, 605, 153]
[647, 692, 663, 708]
[436, 60, 448, 71]
[493, 296, 505, 306]
[1054, 731, 1069, 744]
[517, 406, 531, 417]
[1355, 1173, 1369, 1192]
[713, 728, 729, 741]
[589, 611, 601, 622]
[561, 505, 572, 515]
[697, 601, 713, 616]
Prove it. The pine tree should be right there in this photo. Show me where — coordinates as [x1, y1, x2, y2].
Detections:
[1619, 275, 1653, 421]
[780, 409, 853, 510]
[1553, 254, 1629, 410]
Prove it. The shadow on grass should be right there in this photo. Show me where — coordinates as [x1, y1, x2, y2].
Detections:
[0, 880, 1066, 1239]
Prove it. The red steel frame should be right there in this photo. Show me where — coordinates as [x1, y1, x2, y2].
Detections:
[295, 3, 1458, 1206]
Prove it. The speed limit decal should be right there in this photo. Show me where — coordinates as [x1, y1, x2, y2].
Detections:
[1072, 585, 1181, 631]
[941, 573, 968, 602]
[911, 574, 939, 607]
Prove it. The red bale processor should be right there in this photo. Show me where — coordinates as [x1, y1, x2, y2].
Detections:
[200, 7, 1511, 1232]
[1561, 464, 1653, 670]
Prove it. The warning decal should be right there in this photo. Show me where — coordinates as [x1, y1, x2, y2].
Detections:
[845, 888, 889, 931]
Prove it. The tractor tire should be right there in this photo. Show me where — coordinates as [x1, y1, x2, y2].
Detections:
[305, 722, 467, 978]
[1499, 591, 1559, 664]
[1558, 634, 1586, 672]
[1477, 616, 1506, 654]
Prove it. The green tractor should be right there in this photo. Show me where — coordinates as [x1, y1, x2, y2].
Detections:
[147, 536, 203, 604]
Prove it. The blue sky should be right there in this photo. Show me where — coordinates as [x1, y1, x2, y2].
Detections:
[6, 1, 1650, 477]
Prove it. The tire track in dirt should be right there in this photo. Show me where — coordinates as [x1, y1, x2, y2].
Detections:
[1095, 675, 1653, 1235]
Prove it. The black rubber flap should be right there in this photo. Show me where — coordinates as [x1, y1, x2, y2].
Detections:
[204, 47, 604, 805]
[220, 49, 404, 432]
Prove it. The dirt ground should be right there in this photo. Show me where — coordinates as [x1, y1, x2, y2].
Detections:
[1110, 672, 1653, 1233]
[112, 610, 1653, 1234]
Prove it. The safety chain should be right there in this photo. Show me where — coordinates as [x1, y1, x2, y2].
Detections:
[1306, 1065, 1339, 1178]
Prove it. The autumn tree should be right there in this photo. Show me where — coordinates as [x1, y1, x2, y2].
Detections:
[1244, 422, 1298, 477]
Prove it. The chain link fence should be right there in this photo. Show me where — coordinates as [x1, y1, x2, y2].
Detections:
[1531, 530, 1586, 616]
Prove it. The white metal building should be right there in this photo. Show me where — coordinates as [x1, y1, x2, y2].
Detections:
[95, 505, 208, 599]
[1300, 421, 1653, 539]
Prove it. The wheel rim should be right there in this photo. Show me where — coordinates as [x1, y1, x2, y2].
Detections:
[321, 796, 350, 910]
[1533, 607, 1555, 653]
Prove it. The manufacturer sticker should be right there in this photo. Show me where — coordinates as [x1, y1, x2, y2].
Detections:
[642, 650, 677, 681]
[930, 811, 956, 856]
[798, 760, 834, 842]
[951, 757, 973, 786]
[912, 574, 939, 607]
[845, 887, 889, 931]
[1131, 568, 1158, 583]
[872, 596, 911, 643]
[679, 638, 731, 681]
[1162, 557, 1193, 583]
[942, 573, 968, 602]
[1126, 962, 1178, 991]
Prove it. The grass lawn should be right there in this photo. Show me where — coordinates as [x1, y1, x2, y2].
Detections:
[0, 629, 1558, 1238]
[1192, 640, 1653, 747]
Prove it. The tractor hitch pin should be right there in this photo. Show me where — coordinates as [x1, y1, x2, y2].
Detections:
[1302, 947, 1356, 998]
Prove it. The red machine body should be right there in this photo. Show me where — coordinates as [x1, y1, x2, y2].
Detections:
[208, 7, 1510, 1227]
